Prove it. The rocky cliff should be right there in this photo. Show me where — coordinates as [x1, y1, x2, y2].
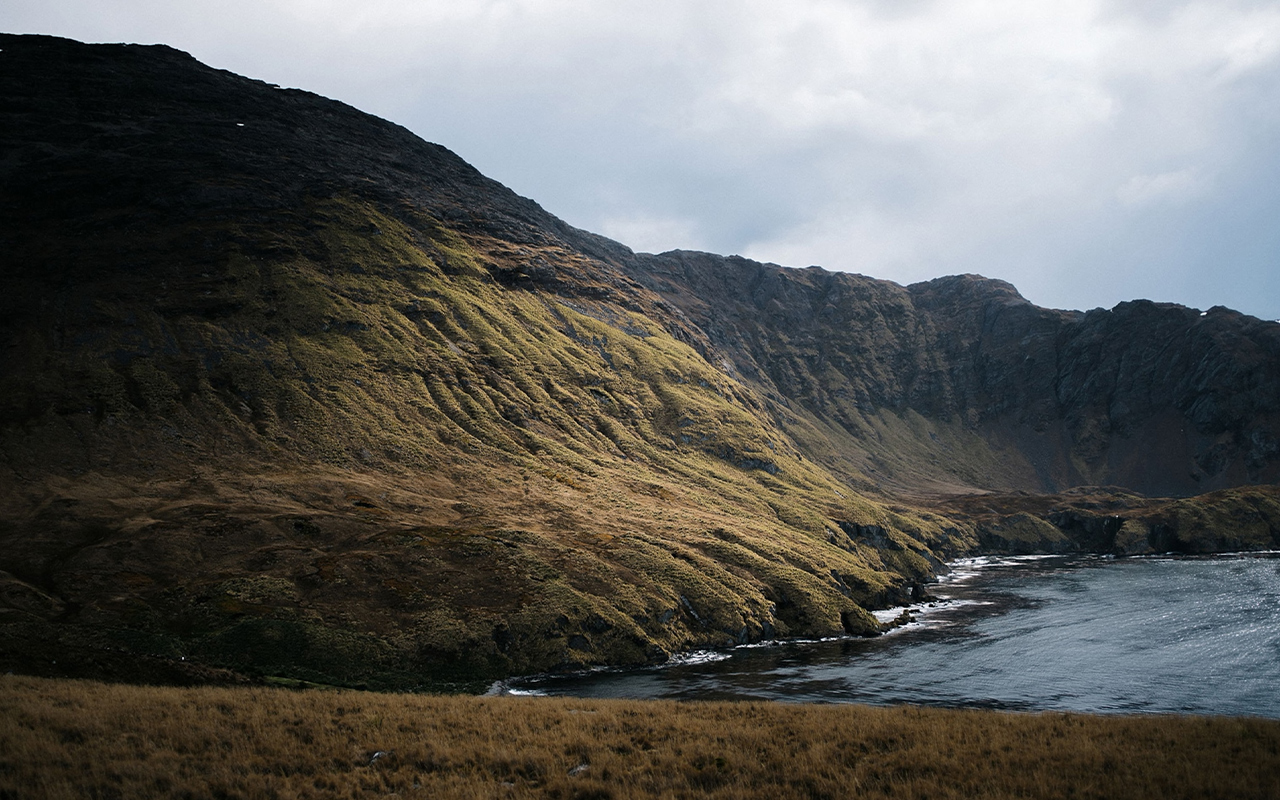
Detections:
[629, 253, 1280, 497]
[2, 34, 1277, 689]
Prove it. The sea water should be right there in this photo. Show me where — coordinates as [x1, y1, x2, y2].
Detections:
[501, 553, 1280, 717]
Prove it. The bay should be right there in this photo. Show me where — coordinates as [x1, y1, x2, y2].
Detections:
[500, 553, 1280, 717]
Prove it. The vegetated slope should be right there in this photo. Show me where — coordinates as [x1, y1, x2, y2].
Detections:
[0, 34, 964, 688]
[0, 34, 1277, 689]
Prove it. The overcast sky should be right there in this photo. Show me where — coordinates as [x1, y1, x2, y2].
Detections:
[8, 1, 1280, 319]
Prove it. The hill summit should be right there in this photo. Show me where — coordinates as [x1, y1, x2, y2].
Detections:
[2, 33, 1278, 688]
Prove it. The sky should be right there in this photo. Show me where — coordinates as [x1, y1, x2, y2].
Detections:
[7, 1, 1280, 320]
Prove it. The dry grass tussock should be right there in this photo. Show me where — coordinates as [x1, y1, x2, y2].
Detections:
[3, 675, 1279, 799]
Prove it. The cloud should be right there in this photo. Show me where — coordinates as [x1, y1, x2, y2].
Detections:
[7, 0, 1280, 319]
[1116, 169, 1204, 207]
[598, 213, 705, 256]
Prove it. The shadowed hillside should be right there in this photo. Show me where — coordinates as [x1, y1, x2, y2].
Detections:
[630, 252, 1280, 497]
[1, 33, 1278, 688]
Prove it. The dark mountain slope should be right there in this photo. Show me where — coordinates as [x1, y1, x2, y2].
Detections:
[1, 34, 1277, 688]
[631, 252, 1280, 496]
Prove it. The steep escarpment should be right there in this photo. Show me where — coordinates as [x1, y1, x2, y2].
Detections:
[629, 252, 1280, 496]
[1, 34, 1277, 689]
[910, 277, 1280, 494]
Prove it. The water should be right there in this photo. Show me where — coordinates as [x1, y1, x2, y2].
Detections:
[500, 553, 1280, 717]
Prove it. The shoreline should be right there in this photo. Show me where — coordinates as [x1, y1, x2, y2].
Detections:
[6, 549, 1277, 700]
[490, 552, 1084, 698]
[492, 551, 1280, 714]
[486, 552, 1100, 696]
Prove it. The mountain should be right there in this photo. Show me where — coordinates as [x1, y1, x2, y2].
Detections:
[632, 254, 1280, 496]
[2, 33, 1278, 689]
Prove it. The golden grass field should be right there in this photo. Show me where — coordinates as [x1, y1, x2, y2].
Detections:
[2, 675, 1278, 799]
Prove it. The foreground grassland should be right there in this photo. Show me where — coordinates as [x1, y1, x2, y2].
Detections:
[3, 676, 1278, 799]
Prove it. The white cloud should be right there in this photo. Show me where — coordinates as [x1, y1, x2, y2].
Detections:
[597, 213, 705, 256]
[1116, 168, 1204, 207]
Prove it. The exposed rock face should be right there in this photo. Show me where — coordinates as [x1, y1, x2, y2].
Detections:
[935, 486, 1280, 556]
[1, 34, 1277, 688]
[629, 253, 1280, 495]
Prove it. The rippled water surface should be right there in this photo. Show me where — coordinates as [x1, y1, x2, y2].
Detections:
[504, 554, 1280, 717]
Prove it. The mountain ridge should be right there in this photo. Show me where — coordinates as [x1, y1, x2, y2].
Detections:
[627, 249, 1279, 496]
[2, 33, 1278, 689]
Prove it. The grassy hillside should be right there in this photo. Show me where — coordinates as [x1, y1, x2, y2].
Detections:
[1, 184, 971, 687]
[0, 35, 971, 685]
